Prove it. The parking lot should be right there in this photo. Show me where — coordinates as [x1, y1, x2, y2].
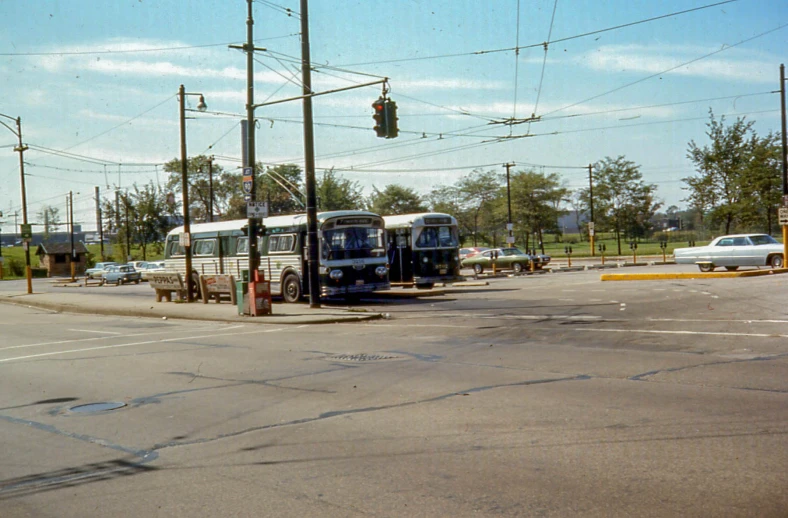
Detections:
[0, 263, 786, 517]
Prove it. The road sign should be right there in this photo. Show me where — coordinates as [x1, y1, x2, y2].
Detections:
[506, 236, 515, 244]
[178, 232, 190, 247]
[247, 201, 268, 219]
[242, 178, 253, 194]
[779, 207, 788, 226]
[20, 224, 32, 241]
[243, 167, 253, 176]
[244, 194, 251, 202]
[588, 221, 595, 230]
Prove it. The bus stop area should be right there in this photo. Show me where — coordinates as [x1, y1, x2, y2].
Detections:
[0, 280, 461, 325]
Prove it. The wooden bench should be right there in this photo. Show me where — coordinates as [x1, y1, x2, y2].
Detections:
[148, 272, 186, 302]
[199, 274, 237, 305]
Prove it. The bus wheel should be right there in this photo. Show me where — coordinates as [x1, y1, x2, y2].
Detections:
[283, 273, 301, 303]
[512, 262, 524, 273]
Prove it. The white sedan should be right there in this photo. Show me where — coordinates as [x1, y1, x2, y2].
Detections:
[674, 234, 785, 272]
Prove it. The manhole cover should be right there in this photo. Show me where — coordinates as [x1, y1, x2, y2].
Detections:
[325, 353, 402, 362]
[69, 402, 126, 414]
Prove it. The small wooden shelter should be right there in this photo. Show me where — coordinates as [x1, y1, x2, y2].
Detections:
[36, 241, 89, 277]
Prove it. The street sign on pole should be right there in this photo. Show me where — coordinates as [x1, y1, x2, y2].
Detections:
[247, 201, 268, 219]
[779, 207, 788, 226]
[20, 223, 32, 241]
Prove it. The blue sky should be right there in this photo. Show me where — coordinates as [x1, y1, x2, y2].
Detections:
[0, 0, 786, 232]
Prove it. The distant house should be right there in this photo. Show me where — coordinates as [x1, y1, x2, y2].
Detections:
[36, 241, 89, 277]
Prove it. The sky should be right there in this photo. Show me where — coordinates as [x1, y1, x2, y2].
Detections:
[0, 0, 786, 233]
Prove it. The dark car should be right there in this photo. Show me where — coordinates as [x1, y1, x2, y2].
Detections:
[102, 265, 141, 285]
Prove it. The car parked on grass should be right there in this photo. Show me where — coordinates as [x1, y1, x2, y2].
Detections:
[674, 234, 785, 272]
[140, 261, 166, 281]
[461, 247, 549, 274]
[102, 265, 141, 285]
[85, 262, 118, 279]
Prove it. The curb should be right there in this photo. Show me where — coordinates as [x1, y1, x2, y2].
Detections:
[0, 297, 383, 325]
[600, 268, 788, 281]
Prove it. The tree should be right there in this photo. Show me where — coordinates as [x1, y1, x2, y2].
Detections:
[316, 169, 364, 211]
[683, 110, 779, 234]
[454, 170, 503, 246]
[163, 155, 240, 223]
[580, 156, 661, 255]
[37, 205, 61, 238]
[128, 182, 171, 259]
[366, 184, 426, 215]
[507, 170, 569, 253]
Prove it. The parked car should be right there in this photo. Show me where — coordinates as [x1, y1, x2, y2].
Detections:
[140, 261, 166, 281]
[102, 265, 141, 285]
[459, 247, 490, 261]
[127, 261, 148, 271]
[674, 234, 785, 272]
[85, 261, 118, 279]
[461, 247, 549, 274]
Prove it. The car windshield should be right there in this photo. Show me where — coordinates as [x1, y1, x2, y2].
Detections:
[322, 227, 385, 260]
[750, 235, 779, 245]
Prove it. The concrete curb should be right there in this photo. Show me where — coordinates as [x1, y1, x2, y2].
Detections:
[601, 268, 788, 281]
[0, 297, 383, 325]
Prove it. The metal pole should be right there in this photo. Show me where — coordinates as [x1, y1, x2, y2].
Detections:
[246, 0, 259, 286]
[95, 186, 105, 261]
[588, 163, 595, 257]
[504, 162, 514, 245]
[300, 0, 321, 308]
[179, 84, 194, 302]
[780, 64, 787, 266]
[208, 155, 214, 222]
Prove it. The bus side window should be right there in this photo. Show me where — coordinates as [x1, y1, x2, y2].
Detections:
[236, 237, 249, 255]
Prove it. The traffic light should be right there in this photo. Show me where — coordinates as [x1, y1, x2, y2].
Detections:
[384, 100, 398, 138]
[372, 98, 387, 138]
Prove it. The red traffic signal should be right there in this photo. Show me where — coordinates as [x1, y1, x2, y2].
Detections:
[372, 98, 387, 138]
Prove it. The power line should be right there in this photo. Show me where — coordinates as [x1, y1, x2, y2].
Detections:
[530, 0, 559, 122]
[333, 0, 740, 67]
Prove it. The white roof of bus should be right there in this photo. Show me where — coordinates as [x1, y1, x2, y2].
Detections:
[383, 212, 457, 228]
[168, 219, 248, 235]
[168, 211, 382, 236]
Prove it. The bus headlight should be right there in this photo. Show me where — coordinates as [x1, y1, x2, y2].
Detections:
[422, 256, 430, 263]
[375, 266, 388, 277]
[329, 269, 343, 280]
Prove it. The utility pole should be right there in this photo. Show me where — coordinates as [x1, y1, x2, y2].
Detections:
[245, 0, 259, 287]
[69, 190, 76, 281]
[300, 0, 321, 308]
[588, 164, 595, 257]
[780, 64, 787, 265]
[95, 186, 104, 261]
[208, 155, 214, 222]
[504, 163, 515, 245]
[123, 194, 131, 263]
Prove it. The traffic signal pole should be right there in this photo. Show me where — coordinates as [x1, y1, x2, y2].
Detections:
[780, 64, 787, 266]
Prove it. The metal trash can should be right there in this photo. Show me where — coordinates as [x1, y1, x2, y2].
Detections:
[236, 270, 249, 315]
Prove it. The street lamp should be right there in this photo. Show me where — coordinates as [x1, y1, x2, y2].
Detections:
[0, 113, 32, 293]
[178, 84, 207, 302]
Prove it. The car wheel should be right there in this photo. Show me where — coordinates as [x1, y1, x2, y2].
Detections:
[134, 279, 140, 284]
[513, 262, 524, 273]
[282, 273, 301, 303]
[191, 272, 202, 299]
[698, 263, 714, 272]
[416, 283, 434, 290]
[770, 254, 784, 268]
[118, 278, 124, 285]
[725, 266, 738, 272]
[473, 264, 484, 275]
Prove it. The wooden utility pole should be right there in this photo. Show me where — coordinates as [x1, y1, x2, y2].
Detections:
[588, 164, 595, 257]
[504, 163, 515, 245]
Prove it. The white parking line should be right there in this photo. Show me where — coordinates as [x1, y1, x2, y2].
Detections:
[0, 326, 288, 364]
[67, 329, 123, 335]
[552, 327, 788, 339]
[0, 324, 245, 353]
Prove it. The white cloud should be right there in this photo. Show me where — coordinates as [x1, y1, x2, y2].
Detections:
[579, 44, 775, 83]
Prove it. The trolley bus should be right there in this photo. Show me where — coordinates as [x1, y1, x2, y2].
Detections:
[164, 210, 390, 302]
[383, 212, 462, 289]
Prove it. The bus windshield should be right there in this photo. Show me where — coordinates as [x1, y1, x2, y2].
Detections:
[322, 227, 386, 260]
[414, 226, 458, 249]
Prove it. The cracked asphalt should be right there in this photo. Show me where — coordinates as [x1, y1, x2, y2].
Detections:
[0, 265, 786, 517]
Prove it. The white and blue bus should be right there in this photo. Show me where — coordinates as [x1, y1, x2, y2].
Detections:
[164, 210, 390, 302]
[383, 212, 462, 289]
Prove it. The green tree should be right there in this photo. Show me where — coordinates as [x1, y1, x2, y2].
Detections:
[163, 155, 241, 223]
[507, 170, 569, 253]
[224, 163, 305, 219]
[316, 169, 364, 211]
[37, 205, 61, 239]
[454, 170, 503, 246]
[128, 182, 171, 259]
[366, 184, 426, 215]
[580, 156, 661, 255]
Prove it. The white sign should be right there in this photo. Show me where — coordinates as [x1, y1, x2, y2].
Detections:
[178, 232, 190, 247]
[506, 236, 515, 244]
[247, 201, 269, 219]
[779, 207, 788, 226]
[506, 223, 513, 231]
[588, 221, 595, 230]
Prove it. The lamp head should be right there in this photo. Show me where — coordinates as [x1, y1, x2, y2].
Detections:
[197, 95, 207, 112]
